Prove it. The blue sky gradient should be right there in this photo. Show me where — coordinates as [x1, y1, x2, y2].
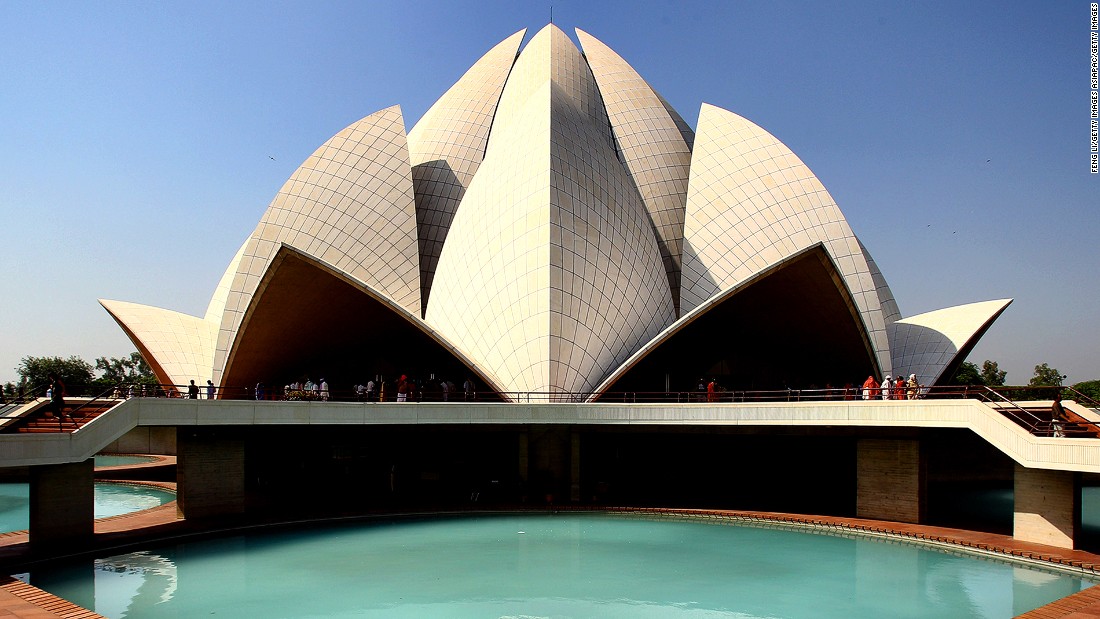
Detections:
[1, 1, 1096, 386]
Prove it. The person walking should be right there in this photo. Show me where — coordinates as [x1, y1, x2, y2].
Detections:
[48, 373, 74, 430]
[206, 380, 215, 400]
[188, 380, 199, 399]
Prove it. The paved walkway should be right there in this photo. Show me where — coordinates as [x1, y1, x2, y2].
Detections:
[3, 497, 1100, 618]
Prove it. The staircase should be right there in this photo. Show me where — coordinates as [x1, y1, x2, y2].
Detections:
[998, 402, 1100, 438]
[1, 399, 119, 434]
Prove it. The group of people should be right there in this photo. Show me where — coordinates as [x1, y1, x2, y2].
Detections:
[861, 373, 921, 400]
[281, 378, 331, 401]
[352, 375, 477, 402]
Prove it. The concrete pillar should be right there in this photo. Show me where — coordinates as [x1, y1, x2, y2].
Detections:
[1014, 465, 1078, 549]
[29, 459, 94, 550]
[856, 438, 925, 523]
[177, 429, 245, 519]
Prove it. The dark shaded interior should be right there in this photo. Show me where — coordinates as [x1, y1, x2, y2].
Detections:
[221, 248, 492, 400]
[605, 246, 877, 396]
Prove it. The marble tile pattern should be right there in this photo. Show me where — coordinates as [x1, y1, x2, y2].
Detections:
[426, 25, 675, 395]
[100, 299, 218, 388]
[680, 103, 892, 373]
[213, 105, 421, 381]
[102, 24, 1010, 398]
[890, 299, 1013, 386]
[407, 29, 527, 313]
[576, 29, 693, 311]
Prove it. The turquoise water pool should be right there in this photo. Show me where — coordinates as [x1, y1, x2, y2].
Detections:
[94, 455, 158, 468]
[0, 482, 175, 533]
[26, 513, 1097, 619]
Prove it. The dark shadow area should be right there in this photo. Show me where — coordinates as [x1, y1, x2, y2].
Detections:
[924, 429, 1015, 534]
[239, 425, 859, 518]
[222, 247, 494, 400]
[1079, 474, 1100, 553]
[605, 246, 876, 396]
[244, 426, 524, 516]
[412, 159, 463, 315]
[582, 428, 857, 514]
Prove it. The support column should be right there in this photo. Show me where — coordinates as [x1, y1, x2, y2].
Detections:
[29, 459, 94, 550]
[856, 439, 925, 523]
[177, 429, 245, 519]
[1014, 465, 1078, 549]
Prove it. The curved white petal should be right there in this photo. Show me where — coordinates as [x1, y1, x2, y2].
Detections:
[681, 102, 890, 372]
[214, 105, 420, 380]
[426, 25, 675, 395]
[100, 299, 217, 389]
[890, 299, 1013, 387]
[408, 29, 526, 310]
[577, 28, 692, 310]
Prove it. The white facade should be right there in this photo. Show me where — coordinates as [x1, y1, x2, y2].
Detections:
[103, 25, 1009, 398]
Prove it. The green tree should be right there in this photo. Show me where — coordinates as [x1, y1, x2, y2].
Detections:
[92, 352, 156, 391]
[1071, 380, 1100, 403]
[16, 355, 96, 396]
[1029, 363, 1065, 387]
[949, 361, 983, 385]
[980, 360, 1007, 386]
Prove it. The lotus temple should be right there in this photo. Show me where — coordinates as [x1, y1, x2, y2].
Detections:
[97, 25, 1008, 398]
[3, 24, 1100, 619]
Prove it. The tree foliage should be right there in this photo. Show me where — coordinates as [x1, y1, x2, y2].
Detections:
[91, 352, 156, 391]
[5, 353, 156, 399]
[949, 361, 983, 385]
[15, 355, 96, 396]
[1029, 363, 1065, 387]
[980, 360, 1007, 386]
[1072, 380, 1100, 404]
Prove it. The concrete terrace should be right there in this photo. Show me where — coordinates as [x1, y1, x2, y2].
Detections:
[2, 397, 1098, 473]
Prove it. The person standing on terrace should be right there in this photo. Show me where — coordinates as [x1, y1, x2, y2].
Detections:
[862, 375, 877, 400]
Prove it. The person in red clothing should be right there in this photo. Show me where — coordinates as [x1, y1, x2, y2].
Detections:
[397, 375, 409, 402]
[707, 378, 718, 403]
[861, 375, 878, 400]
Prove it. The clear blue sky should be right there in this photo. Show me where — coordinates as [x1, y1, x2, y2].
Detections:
[1, 1, 1096, 387]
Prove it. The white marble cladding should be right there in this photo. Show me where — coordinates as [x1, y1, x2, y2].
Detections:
[427, 25, 674, 395]
[100, 299, 218, 388]
[681, 103, 891, 373]
[103, 24, 1010, 398]
[577, 29, 693, 308]
[408, 29, 526, 313]
[213, 105, 421, 381]
[890, 299, 1013, 387]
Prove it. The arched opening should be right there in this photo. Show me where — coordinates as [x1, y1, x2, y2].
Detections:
[221, 247, 497, 401]
[601, 246, 877, 398]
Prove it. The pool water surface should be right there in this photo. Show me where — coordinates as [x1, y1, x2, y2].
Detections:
[0, 482, 175, 533]
[27, 513, 1097, 619]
